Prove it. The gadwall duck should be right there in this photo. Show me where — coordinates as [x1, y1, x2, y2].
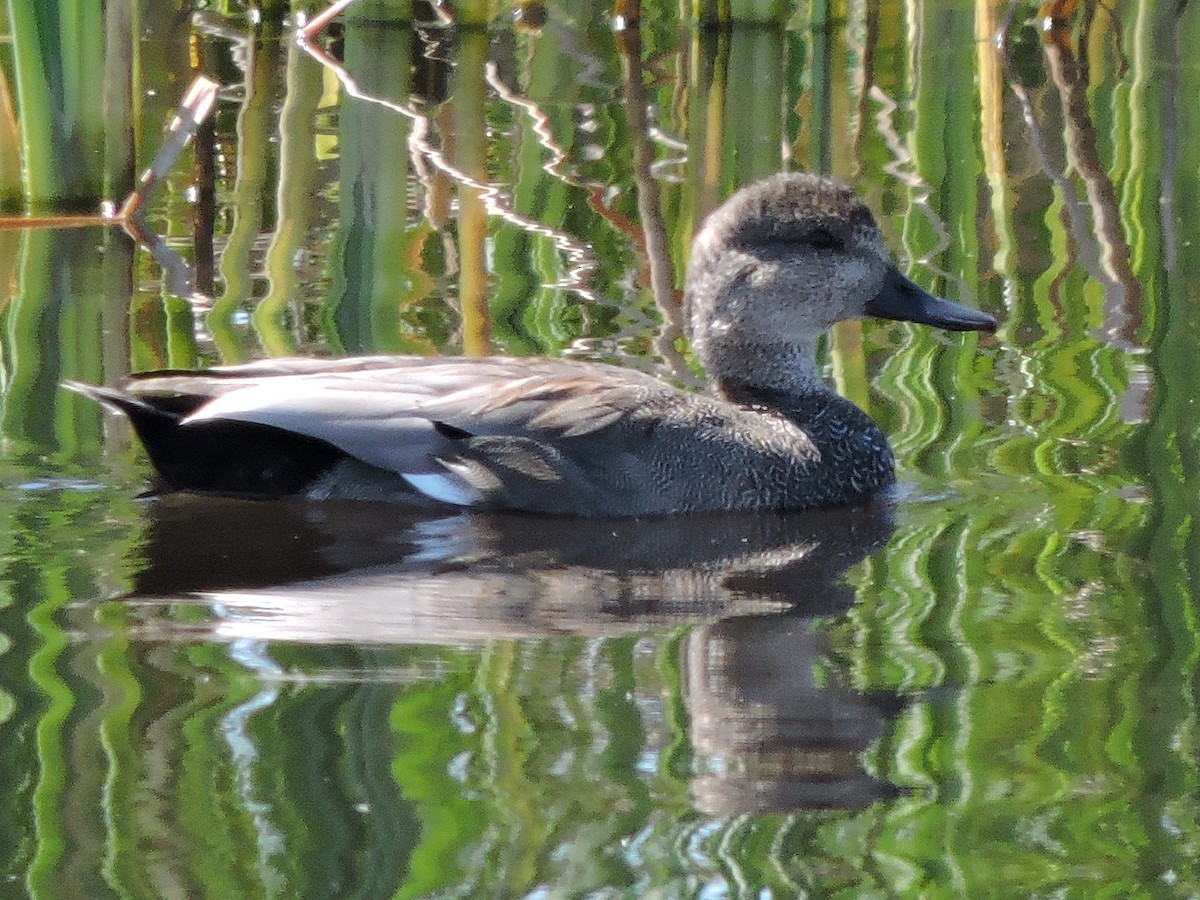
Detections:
[69, 173, 995, 516]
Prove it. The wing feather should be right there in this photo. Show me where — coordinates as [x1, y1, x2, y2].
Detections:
[168, 358, 665, 486]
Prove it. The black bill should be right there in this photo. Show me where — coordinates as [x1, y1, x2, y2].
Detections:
[866, 267, 997, 332]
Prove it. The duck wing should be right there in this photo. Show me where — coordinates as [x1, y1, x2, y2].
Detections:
[196, 356, 656, 462]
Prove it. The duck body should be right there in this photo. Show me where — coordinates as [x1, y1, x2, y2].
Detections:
[70, 174, 995, 517]
[74, 355, 895, 515]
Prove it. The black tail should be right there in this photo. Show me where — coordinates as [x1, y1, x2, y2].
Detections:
[65, 382, 346, 498]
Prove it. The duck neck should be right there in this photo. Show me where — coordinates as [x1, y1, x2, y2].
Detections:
[707, 339, 825, 405]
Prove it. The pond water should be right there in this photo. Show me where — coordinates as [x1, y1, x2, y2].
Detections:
[2, 1, 1200, 896]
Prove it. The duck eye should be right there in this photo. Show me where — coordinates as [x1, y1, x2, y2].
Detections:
[806, 228, 840, 250]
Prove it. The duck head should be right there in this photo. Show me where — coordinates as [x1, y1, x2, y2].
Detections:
[685, 173, 996, 398]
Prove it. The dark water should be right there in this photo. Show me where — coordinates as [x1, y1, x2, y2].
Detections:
[2, 1, 1200, 896]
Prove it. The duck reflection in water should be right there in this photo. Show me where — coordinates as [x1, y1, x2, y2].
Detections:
[121, 493, 903, 814]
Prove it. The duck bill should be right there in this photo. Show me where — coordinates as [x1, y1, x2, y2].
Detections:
[866, 268, 997, 332]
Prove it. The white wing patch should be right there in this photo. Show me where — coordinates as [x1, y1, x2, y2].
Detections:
[400, 472, 483, 507]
